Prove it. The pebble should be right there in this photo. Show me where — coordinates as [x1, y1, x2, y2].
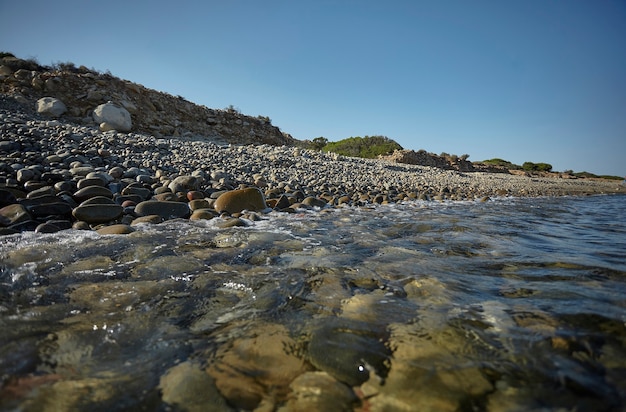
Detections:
[1, 100, 624, 236]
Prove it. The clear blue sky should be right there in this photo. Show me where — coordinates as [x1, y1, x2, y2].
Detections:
[2, 1, 625, 176]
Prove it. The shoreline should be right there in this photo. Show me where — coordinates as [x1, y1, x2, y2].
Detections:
[1, 106, 625, 236]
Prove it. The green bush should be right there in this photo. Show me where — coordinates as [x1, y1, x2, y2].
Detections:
[322, 135, 402, 159]
[479, 158, 520, 169]
[522, 162, 552, 172]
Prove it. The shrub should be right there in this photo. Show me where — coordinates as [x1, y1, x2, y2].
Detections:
[479, 158, 520, 169]
[523, 162, 552, 172]
[322, 135, 403, 159]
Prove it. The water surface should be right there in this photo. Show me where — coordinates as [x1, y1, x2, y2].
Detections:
[1, 195, 625, 411]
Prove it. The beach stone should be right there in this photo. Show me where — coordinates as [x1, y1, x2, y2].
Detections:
[92, 101, 132, 132]
[134, 200, 190, 220]
[79, 196, 117, 206]
[131, 215, 164, 225]
[217, 217, 247, 228]
[73, 186, 114, 202]
[285, 372, 358, 411]
[25, 201, 73, 218]
[0, 189, 18, 207]
[77, 177, 106, 189]
[72, 204, 123, 224]
[302, 196, 327, 208]
[0, 204, 31, 226]
[26, 186, 55, 199]
[121, 186, 152, 200]
[168, 175, 201, 193]
[36, 97, 67, 117]
[190, 209, 217, 221]
[35, 222, 62, 233]
[188, 199, 210, 211]
[214, 187, 267, 214]
[308, 317, 391, 387]
[96, 224, 134, 235]
[207, 323, 307, 410]
[153, 192, 178, 202]
[159, 361, 230, 412]
[16, 168, 35, 183]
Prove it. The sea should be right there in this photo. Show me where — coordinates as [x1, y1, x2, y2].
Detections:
[1, 194, 625, 411]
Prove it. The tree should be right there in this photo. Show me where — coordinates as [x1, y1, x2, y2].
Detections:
[311, 137, 328, 150]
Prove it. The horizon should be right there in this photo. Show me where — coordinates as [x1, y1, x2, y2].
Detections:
[1, 1, 625, 177]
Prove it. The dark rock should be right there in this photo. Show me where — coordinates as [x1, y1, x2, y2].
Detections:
[134, 200, 190, 220]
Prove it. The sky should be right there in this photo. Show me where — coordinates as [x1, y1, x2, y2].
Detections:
[1, 1, 625, 176]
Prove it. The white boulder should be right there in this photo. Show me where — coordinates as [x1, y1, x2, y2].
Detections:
[93, 101, 132, 132]
[36, 97, 67, 117]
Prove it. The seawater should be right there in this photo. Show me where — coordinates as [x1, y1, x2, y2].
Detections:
[1, 195, 625, 411]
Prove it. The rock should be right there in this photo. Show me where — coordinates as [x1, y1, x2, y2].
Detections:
[189, 199, 211, 211]
[92, 101, 132, 132]
[131, 215, 164, 225]
[73, 186, 114, 202]
[96, 224, 134, 235]
[302, 196, 327, 208]
[190, 209, 217, 221]
[159, 361, 231, 412]
[207, 323, 307, 410]
[35, 222, 62, 233]
[72, 204, 123, 224]
[214, 187, 268, 214]
[285, 372, 358, 411]
[308, 317, 391, 387]
[0, 189, 18, 207]
[0, 204, 31, 226]
[134, 200, 190, 220]
[168, 175, 201, 193]
[36, 97, 67, 117]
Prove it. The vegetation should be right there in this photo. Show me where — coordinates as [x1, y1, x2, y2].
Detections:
[478, 158, 521, 169]
[319, 135, 402, 159]
[522, 162, 553, 172]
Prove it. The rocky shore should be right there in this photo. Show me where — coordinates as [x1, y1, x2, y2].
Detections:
[1, 95, 624, 236]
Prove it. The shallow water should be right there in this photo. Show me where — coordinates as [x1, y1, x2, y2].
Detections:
[1, 195, 626, 411]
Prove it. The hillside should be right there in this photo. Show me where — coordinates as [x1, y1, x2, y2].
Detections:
[0, 53, 295, 146]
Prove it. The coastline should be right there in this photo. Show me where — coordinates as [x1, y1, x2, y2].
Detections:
[1, 102, 625, 236]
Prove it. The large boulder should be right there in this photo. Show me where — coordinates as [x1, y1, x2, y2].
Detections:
[214, 187, 268, 214]
[36, 97, 67, 117]
[93, 101, 132, 132]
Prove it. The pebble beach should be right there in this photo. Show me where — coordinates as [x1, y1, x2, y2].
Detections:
[2, 96, 624, 236]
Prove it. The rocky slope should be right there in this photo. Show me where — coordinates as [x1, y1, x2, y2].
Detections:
[0, 54, 295, 146]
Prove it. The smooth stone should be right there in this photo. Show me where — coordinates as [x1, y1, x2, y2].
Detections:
[35, 222, 62, 234]
[217, 217, 247, 228]
[302, 196, 327, 208]
[285, 372, 358, 411]
[168, 175, 201, 193]
[9, 220, 39, 232]
[96, 224, 134, 235]
[72, 204, 123, 224]
[26, 186, 55, 199]
[73, 185, 114, 202]
[134, 200, 190, 220]
[214, 187, 267, 214]
[77, 177, 106, 189]
[131, 215, 164, 225]
[189, 208, 217, 221]
[273, 194, 291, 210]
[72, 221, 91, 230]
[79, 196, 117, 206]
[0, 189, 18, 207]
[188, 199, 210, 211]
[153, 192, 178, 202]
[308, 318, 391, 387]
[159, 361, 230, 412]
[0, 204, 31, 225]
[25, 201, 73, 218]
[121, 186, 152, 200]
